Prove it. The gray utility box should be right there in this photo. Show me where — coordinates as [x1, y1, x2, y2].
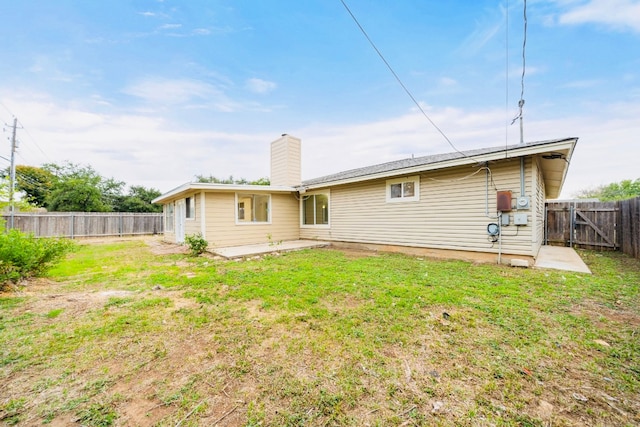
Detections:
[514, 213, 528, 225]
[516, 196, 530, 210]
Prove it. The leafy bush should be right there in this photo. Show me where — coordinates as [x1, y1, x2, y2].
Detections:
[184, 233, 208, 256]
[0, 227, 76, 288]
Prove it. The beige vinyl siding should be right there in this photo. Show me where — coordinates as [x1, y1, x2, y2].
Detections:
[300, 158, 537, 256]
[533, 157, 546, 255]
[270, 141, 287, 184]
[204, 192, 299, 247]
[184, 194, 201, 237]
[162, 203, 176, 243]
[270, 135, 301, 186]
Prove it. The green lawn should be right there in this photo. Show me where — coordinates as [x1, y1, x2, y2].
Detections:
[0, 239, 638, 426]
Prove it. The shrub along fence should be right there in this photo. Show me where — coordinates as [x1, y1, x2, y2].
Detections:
[545, 196, 640, 259]
[2, 212, 163, 239]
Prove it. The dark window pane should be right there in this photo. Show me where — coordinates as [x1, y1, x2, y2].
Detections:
[390, 183, 402, 198]
[303, 196, 314, 224]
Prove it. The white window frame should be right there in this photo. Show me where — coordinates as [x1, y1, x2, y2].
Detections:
[386, 176, 420, 203]
[185, 196, 195, 220]
[300, 191, 330, 228]
[235, 193, 272, 225]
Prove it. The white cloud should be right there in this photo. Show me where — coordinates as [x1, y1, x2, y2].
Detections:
[192, 28, 211, 35]
[159, 23, 182, 30]
[561, 79, 602, 88]
[123, 77, 223, 106]
[2, 89, 638, 199]
[557, 0, 640, 33]
[439, 77, 458, 87]
[456, 4, 505, 56]
[27, 54, 80, 82]
[0, 91, 275, 191]
[123, 77, 278, 113]
[245, 78, 277, 94]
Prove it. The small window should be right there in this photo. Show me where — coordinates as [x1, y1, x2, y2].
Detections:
[185, 196, 195, 219]
[237, 194, 270, 223]
[386, 176, 420, 202]
[165, 203, 175, 232]
[302, 193, 329, 226]
[238, 202, 245, 220]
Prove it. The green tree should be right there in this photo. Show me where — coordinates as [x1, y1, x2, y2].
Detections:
[13, 165, 55, 207]
[249, 177, 271, 185]
[115, 186, 162, 212]
[577, 178, 640, 201]
[46, 178, 108, 212]
[43, 162, 125, 212]
[195, 174, 270, 185]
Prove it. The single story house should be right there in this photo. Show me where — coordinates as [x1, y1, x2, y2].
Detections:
[153, 134, 577, 264]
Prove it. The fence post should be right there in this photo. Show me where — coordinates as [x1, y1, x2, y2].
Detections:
[543, 203, 548, 245]
[569, 204, 574, 247]
[119, 212, 123, 237]
[70, 213, 75, 239]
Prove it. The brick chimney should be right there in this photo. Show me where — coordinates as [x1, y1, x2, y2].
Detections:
[270, 134, 301, 187]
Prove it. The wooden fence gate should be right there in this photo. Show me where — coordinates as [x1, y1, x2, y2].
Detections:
[545, 201, 619, 250]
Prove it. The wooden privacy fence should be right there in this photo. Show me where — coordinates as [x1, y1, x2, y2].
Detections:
[2, 212, 164, 239]
[545, 197, 640, 259]
[619, 197, 640, 259]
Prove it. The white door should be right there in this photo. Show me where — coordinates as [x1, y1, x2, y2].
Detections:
[175, 199, 186, 243]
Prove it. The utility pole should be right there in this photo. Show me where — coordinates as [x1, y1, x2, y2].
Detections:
[518, 99, 525, 145]
[9, 118, 18, 229]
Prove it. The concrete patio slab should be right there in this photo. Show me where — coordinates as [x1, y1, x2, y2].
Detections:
[213, 239, 330, 259]
[534, 245, 592, 274]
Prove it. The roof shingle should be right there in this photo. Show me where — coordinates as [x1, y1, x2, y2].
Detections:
[302, 138, 575, 187]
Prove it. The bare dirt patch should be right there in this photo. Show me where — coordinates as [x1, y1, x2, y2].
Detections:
[145, 238, 190, 255]
[322, 246, 379, 259]
[570, 299, 640, 328]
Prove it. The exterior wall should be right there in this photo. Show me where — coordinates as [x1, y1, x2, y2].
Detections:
[204, 192, 299, 247]
[532, 157, 546, 256]
[300, 157, 538, 258]
[162, 203, 176, 243]
[184, 193, 201, 237]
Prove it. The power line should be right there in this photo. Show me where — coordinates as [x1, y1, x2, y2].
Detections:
[17, 119, 51, 162]
[0, 101, 51, 163]
[8, 118, 18, 227]
[339, 0, 467, 157]
[505, 0, 510, 154]
[511, 0, 527, 144]
[0, 101, 14, 119]
[520, 0, 527, 107]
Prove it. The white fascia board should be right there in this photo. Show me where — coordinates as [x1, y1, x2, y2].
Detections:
[152, 182, 296, 204]
[304, 139, 577, 190]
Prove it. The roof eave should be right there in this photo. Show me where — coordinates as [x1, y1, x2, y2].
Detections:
[152, 182, 297, 204]
[304, 138, 578, 190]
[541, 139, 578, 199]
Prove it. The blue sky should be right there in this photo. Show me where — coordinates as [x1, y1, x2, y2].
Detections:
[1, 0, 638, 198]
